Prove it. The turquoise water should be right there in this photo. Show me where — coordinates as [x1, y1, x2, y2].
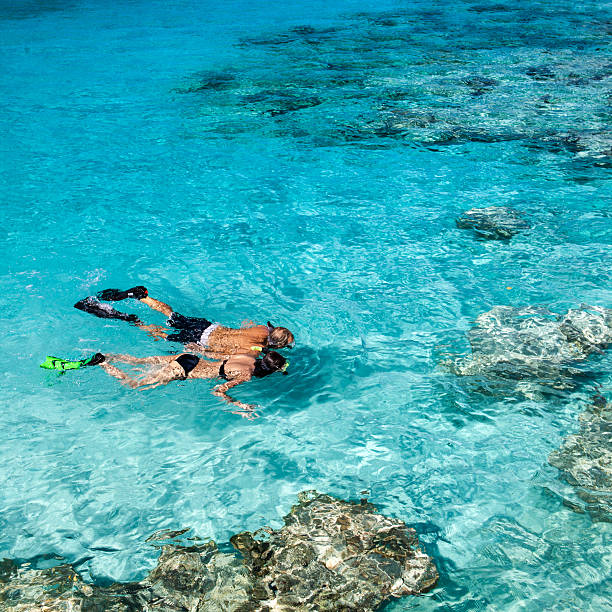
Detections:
[1, 0, 611, 608]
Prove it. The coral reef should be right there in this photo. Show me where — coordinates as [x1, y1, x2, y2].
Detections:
[175, 7, 610, 169]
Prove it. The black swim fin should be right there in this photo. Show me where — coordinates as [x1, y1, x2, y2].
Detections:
[74, 296, 141, 323]
[96, 286, 148, 301]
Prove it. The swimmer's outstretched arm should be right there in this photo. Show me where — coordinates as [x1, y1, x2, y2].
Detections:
[213, 376, 254, 411]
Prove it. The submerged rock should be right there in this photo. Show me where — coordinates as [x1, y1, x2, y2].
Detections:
[456, 206, 530, 240]
[143, 542, 253, 610]
[549, 398, 612, 522]
[0, 560, 88, 611]
[0, 492, 437, 611]
[564, 131, 612, 168]
[231, 491, 438, 610]
[447, 305, 612, 389]
[534, 131, 612, 168]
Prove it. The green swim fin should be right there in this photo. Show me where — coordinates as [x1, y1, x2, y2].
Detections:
[40, 353, 105, 371]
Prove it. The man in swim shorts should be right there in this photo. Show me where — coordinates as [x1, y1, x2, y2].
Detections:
[74, 285, 295, 357]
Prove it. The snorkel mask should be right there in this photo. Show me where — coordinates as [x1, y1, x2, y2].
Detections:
[253, 353, 289, 378]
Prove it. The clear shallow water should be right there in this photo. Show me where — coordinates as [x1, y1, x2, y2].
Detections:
[1, 0, 611, 608]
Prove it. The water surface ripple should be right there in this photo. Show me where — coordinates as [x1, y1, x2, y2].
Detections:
[0, 0, 611, 609]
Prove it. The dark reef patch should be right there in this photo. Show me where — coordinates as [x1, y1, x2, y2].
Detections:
[239, 25, 341, 48]
[0, 0, 74, 20]
[241, 90, 324, 116]
[462, 75, 499, 96]
[179, 72, 238, 93]
[525, 65, 557, 81]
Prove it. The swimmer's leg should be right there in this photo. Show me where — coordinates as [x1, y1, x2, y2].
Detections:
[101, 358, 183, 390]
[130, 363, 184, 389]
[88, 287, 169, 337]
[134, 295, 174, 338]
[93, 287, 187, 338]
[140, 296, 174, 317]
[107, 354, 177, 366]
[97, 287, 174, 318]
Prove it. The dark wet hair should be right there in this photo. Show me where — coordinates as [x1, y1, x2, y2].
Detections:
[253, 351, 288, 378]
[267, 321, 295, 349]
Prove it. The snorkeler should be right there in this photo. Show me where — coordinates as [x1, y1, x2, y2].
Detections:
[41, 350, 289, 416]
[74, 286, 295, 356]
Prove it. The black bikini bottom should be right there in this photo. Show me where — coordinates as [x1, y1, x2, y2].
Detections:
[175, 354, 200, 376]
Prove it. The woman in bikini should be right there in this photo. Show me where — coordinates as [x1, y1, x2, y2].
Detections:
[83, 349, 288, 418]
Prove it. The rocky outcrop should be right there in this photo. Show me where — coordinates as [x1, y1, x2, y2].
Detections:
[447, 305, 612, 390]
[0, 544, 253, 611]
[549, 397, 612, 522]
[0, 492, 437, 611]
[231, 491, 438, 610]
[455, 206, 530, 240]
[0, 559, 91, 612]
